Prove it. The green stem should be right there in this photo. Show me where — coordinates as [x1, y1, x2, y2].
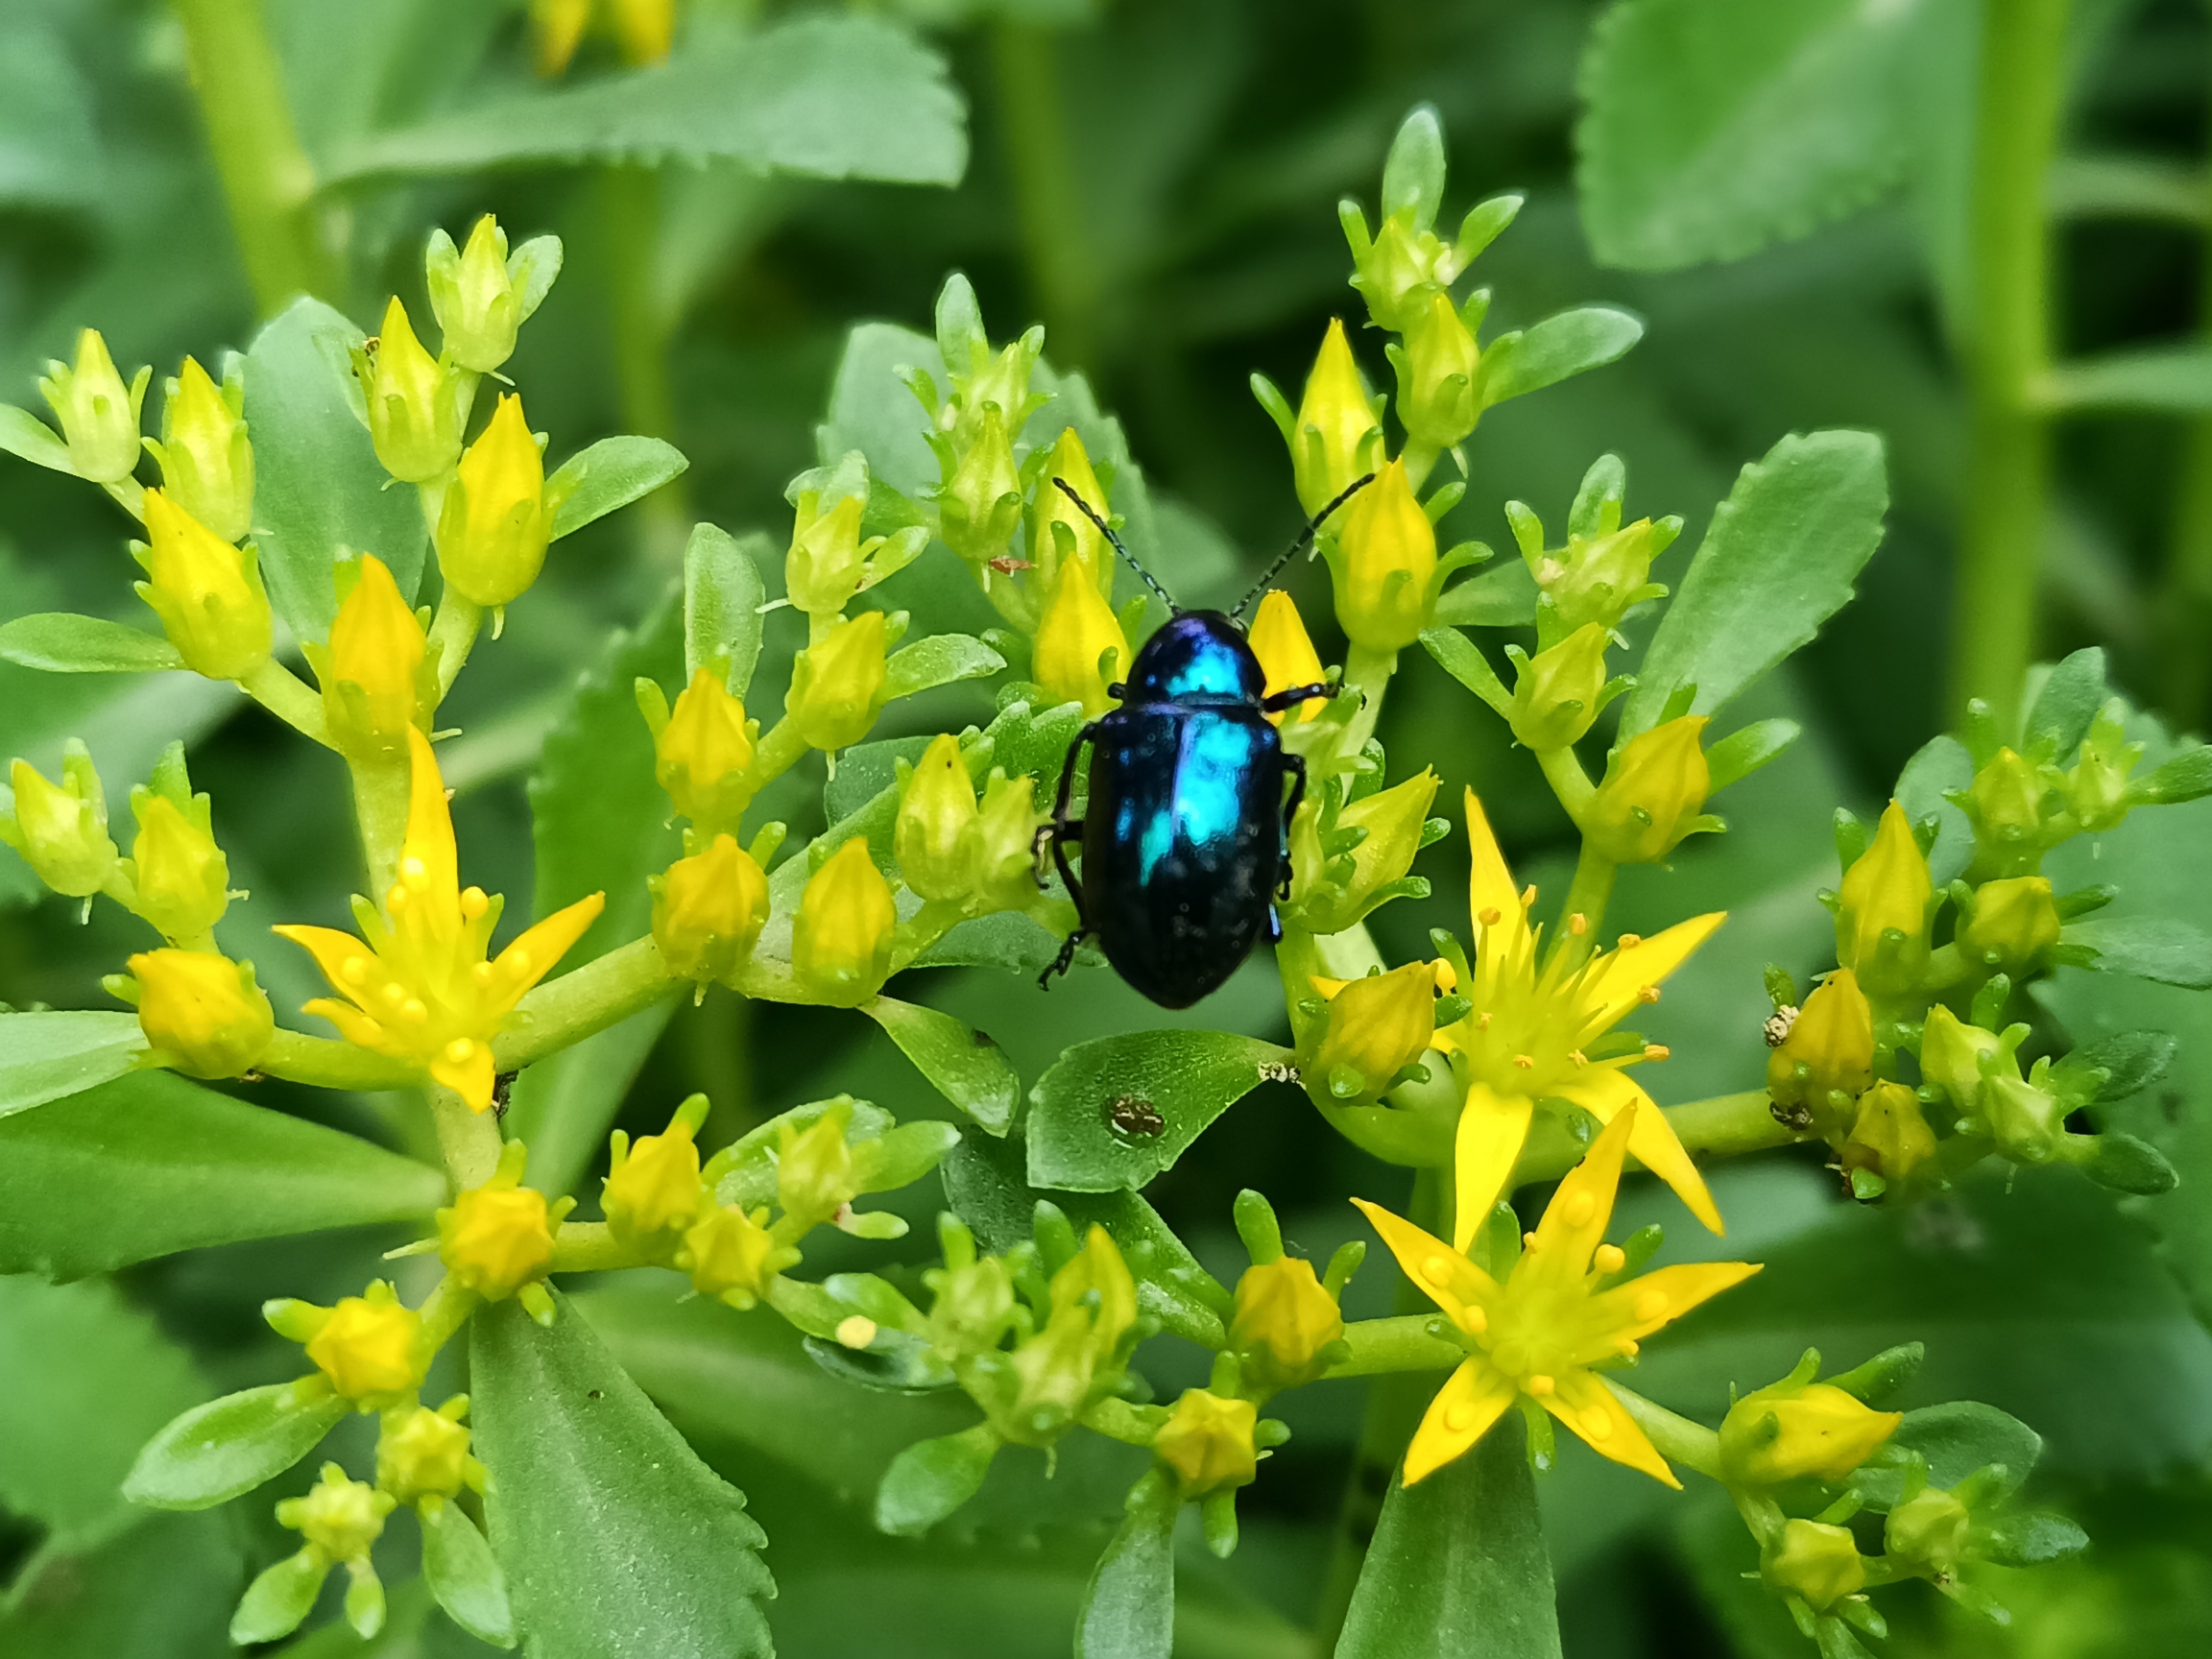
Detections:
[348, 754, 409, 899]
[1606, 1382, 1724, 1481]
[427, 594, 484, 703]
[1536, 743, 1596, 823]
[416, 1276, 478, 1357]
[1510, 1090, 1805, 1188]
[429, 1085, 500, 1188]
[600, 166, 691, 568]
[1327, 1314, 1464, 1379]
[170, 0, 334, 315]
[238, 659, 332, 747]
[1341, 645, 1397, 757]
[549, 1221, 637, 1276]
[494, 936, 676, 1072]
[1557, 840, 1617, 954]
[259, 1028, 419, 1092]
[990, 23, 1099, 372]
[1080, 1396, 1166, 1447]
[1946, 0, 2071, 726]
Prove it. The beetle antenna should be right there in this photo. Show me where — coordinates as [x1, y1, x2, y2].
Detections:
[1052, 478, 1180, 613]
[1229, 471, 1379, 621]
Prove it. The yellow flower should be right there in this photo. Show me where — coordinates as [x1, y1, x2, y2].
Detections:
[299, 1283, 423, 1403]
[127, 789, 228, 943]
[651, 668, 757, 831]
[435, 393, 548, 608]
[1230, 1256, 1344, 1386]
[1959, 875, 2060, 974]
[134, 488, 272, 682]
[1763, 1519, 1866, 1612]
[785, 610, 889, 753]
[895, 733, 979, 902]
[1583, 716, 1713, 865]
[354, 298, 459, 484]
[1302, 961, 1439, 1107]
[1355, 1105, 1758, 1485]
[278, 1463, 394, 1562]
[651, 832, 769, 986]
[1766, 969, 1873, 1124]
[1435, 790, 1725, 1238]
[1152, 1389, 1259, 1497]
[675, 1204, 796, 1309]
[1719, 1361, 1902, 1486]
[786, 493, 869, 621]
[1507, 623, 1609, 753]
[1248, 590, 1329, 725]
[1836, 801, 1933, 996]
[1328, 457, 1436, 655]
[37, 326, 147, 484]
[276, 727, 603, 1111]
[150, 355, 253, 542]
[792, 836, 898, 1004]
[1394, 291, 1480, 450]
[3, 745, 118, 898]
[603, 1094, 709, 1252]
[127, 949, 274, 1079]
[312, 555, 431, 759]
[1031, 427, 1114, 595]
[1032, 562, 1129, 717]
[1286, 320, 1384, 517]
[2070, 701, 2140, 833]
[1841, 1080, 1938, 1185]
[438, 1142, 564, 1299]
[375, 1397, 482, 1508]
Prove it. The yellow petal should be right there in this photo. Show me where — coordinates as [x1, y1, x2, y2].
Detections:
[1404, 1358, 1516, 1484]
[491, 891, 607, 1004]
[299, 997, 397, 1056]
[430, 1042, 496, 1112]
[1577, 911, 1726, 1027]
[1551, 1067, 1724, 1235]
[1575, 1262, 1763, 1366]
[1520, 1102, 1636, 1283]
[1453, 1081, 1534, 1251]
[399, 727, 460, 910]
[1350, 1197, 1500, 1327]
[275, 925, 382, 1003]
[1544, 1369, 1678, 1488]
[1462, 788, 1529, 958]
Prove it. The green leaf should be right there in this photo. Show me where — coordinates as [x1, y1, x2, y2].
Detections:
[229, 1551, 325, 1646]
[1622, 430, 1888, 737]
[2051, 1030, 2177, 1103]
[0, 404, 74, 474]
[421, 1502, 516, 1649]
[123, 1383, 347, 1511]
[1418, 627, 1511, 716]
[2059, 916, 2212, 989]
[1074, 1474, 1179, 1659]
[0, 1011, 148, 1118]
[1336, 1419, 1562, 1659]
[509, 592, 686, 1198]
[1430, 562, 1536, 628]
[0, 17, 99, 210]
[2025, 646, 2107, 757]
[470, 1294, 775, 1659]
[1705, 719, 1800, 793]
[1476, 306, 1644, 407]
[0, 613, 184, 673]
[0, 1276, 205, 1546]
[861, 995, 1019, 1134]
[1849, 1402, 2043, 1508]
[1981, 1509, 2089, 1566]
[242, 297, 429, 639]
[912, 910, 1081, 978]
[685, 524, 769, 696]
[1894, 733, 1976, 885]
[884, 633, 1007, 701]
[877, 1424, 1001, 1537]
[325, 16, 967, 186]
[0, 1070, 446, 1280]
[2046, 343, 2212, 413]
[1575, 0, 1924, 271]
[0, 1510, 241, 1658]
[2076, 1131, 2179, 1196]
[1026, 1029, 1290, 1193]
[547, 436, 688, 541]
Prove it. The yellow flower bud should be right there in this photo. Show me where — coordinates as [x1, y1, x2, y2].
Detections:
[677, 1204, 790, 1309]
[531, 0, 590, 76]
[127, 790, 229, 943]
[939, 405, 1023, 566]
[1285, 766, 1440, 935]
[134, 488, 272, 681]
[792, 836, 897, 1004]
[434, 393, 548, 607]
[1959, 875, 2061, 974]
[1030, 427, 1113, 595]
[1836, 802, 1932, 996]
[439, 1180, 557, 1300]
[128, 949, 274, 1079]
[1507, 622, 1609, 752]
[1918, 1004, 1999, 1116]
[375, 1399, 479, 1508]
[1534, 517, 1666, 636]
[424, 216, 544, 374]
[603, 1102, 708, 1255]
[303, 1284, 423, 1403]
[971, 771, 1043, 913]
[1841, 1081, 1938, 1186]
[1230, 1256, 1344, 1385]
[1393, 291, 1479, 450]
[150, 356, 253, 542]
[1032, 564, 1129, 717]
[37, 327, 147, 484]
[1286, 320, 1384, 518]
[1721, 1378, 1901, 1487]
[1766, 969, 1873, 1123]
[786, 493, 870, 619]
[786, 611, 889, 753]
[1328, 458, 1436, 654]
[277, 1464, 394, 1563]
[1584, 716, 1711, 865]
[778, 1112, 858, 1225]
[1984, 1070, 2062, 1164]
[1152, 1388, 1259, 1498]
[609, 0, 675, 65]
[1884, 1484, 1971, 1575]
[653, 668, 757, 831]
[1248, 590, 1328, 725]
[2070, 701, 2140, 832]
[1965, 747, 2052, 879]
[1303, 962, 1437, 1107]
[1761, 1519, 1865, 1612]
[314, 555, 431, 759]
[3, 746, 117, 898]
[651, 833, 769, 986]
[895, 733, 978, 902]
[355, 298, 459, 483]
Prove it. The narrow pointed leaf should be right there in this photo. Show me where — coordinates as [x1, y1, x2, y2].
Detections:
[876, 1424, 1000, 1537]
[862, 995, 1019, 1134]
[884, 633, 1006, 701]
[2060, 916, 2212, 989]
[421, 1501, 517, 1648]
[124, 1383, 346, 1511]
[0, 613, 183, 673]
[1477, 306, 1643, 406]
[0, 1011, 148, 1118]
[0, 403, 74, 472]
[547, 436, 688, 541]
[684, 523, 769, 696]
[1074, 1474, 1180, 1659]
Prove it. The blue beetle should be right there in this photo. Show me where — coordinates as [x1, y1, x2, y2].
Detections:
[1034, 475, 1373, 1008]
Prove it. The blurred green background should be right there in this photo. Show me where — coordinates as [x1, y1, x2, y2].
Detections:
[7, 1, 2212, 1655]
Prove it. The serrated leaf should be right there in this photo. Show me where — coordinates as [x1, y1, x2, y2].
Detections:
[0, 1070, 446, 1280]
[470, 1294, 775, 1659]
[1025, 1029, 1290, 1192]
[1073, 1476, 1179, 1659]
[1622, 430, 1887, 737]
[2061, 916, 2212, 989]
[0, 613, 183, 674]
[123, 1383, 346, 1511]
[862, 994, 1019, 1134]
[547, 436, 688, 541]
[684, 523, 769, 696]
[0, 1011, 149, 1118]
[1477, 306, 1644, 406]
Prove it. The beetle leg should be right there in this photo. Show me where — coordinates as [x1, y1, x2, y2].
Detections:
[1277, 751, 1309, 902]
[1261, 682, 1335, 715]
[1037, 722, 1102, 990]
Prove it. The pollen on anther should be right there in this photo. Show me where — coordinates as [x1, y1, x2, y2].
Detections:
[1580, 1407, 1614, 1440]
[1457, 1306, 1487, 1334]
[1618, 932, 1643, 950]
[1512, 1054, 1535, 1070]
[1479, 906, 1502, 926]
[835, 1314, 878, 1350]
[1432, 959, 1458, 992]
[1478, 1011, 1494, 1029]
[1644, 1044, 1671, 1062]
[1568, 913, 1588, 936]
[460, 887, 489, 920]
[1593, 1243, 1625, 1273]
[472, 963, 494, 985]
[400, 998, 428, 1024]
[387, 885, 408, 912]
[1634, 1289, 1668, 1321]
[1639, 985, 1661, 1004]
[1570, 1049, 1589, 1067]
[1523, 1231, 1538, 1247]
[1527, 1374, 1555, 1397]
[1520, 884, 1538, 909]
[379, 983, 406, 1006]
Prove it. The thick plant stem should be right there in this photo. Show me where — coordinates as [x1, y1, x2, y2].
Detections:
[238, 659, 331, 747]
[348, 755, 409, 899]
[1946, 0, 2070, 726]
[430, 1085, 500, 1189]
[427, 594, 484, 701]
[991, 23, 1098, 372]
[496, 936, 674, 1071]
[1341, 645, 1396, 757]
[600, 166, 690, 567]
[171, 0, 334, 315]
[1557, 841, 1616, 952]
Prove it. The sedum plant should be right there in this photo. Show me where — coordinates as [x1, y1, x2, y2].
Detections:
[3, 107, 2208, 1659]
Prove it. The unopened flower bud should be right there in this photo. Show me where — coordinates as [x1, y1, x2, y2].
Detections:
[677, 1204, 790, 1309]
[375, 1398, 479, 1508]
[1767, 968, 1874, 1127]
[354, 299, 459, 483]
[278, 1464, 394, 1564]
[37, 327, 147, 484]
[1248, 590, 1328, 725]
[1836, 802, 1932, 996]
[439, 1142, 560, 1300]
[938, 406, 1023, 566]
[1328, 458, 1436, 654]
[1884, 1484, 1971, 1575]
[435, 393, 548, 607]
[603, 1096, 709, 1254]
[1917, 1005, 2000, 1116]
[1393, 291, 1479, 450]
[1841, 1081, 1938, 1187]
[972, 772, 1043, 913]
[793, 836, 897, 1004]
[127, 949, 274, 1079]
[1032, 564, 1128, 717]
[313, 555, 431, 759]
[1965, 747, 2053, 879]
[135, 489, 272, 681]
[1153, 1389, 1259, 1498]
[786, 493, 869, 619]
[1030, 427, 1113, 595]
[895, 733, 977, 902]
[1959, 875, 2060, 974]
[128, 786, 229, 943]
[299, 1282, 423, 1402]
[425, 216, 557, 374]
[609, 0, 675, 65]
[652, 668, 757, 831]
[531, 0, 590, 75]
[1303, 962, 1437, 1107]
[1761, 1519, 1865, 1612]
[1231, 1256, 1344, 1388]
[1535, 517, 1667, 636]
[1507, 622, 1609, 752]
[1284, 321, 1384, 518]
[1286, 767, 1439, 934]
[2070, 700, 2140, 832]
[1721, 1374, 1900, 1487]
[786, 611, 888, 753]
[1584, 717, 1711, 865]
[149, 356, 253, 541]
[3, 745, 117, 898]
[778, 1112, 859, 1225]
[1984, 1070, 2062, 1164]
[651, 833, 769, 986]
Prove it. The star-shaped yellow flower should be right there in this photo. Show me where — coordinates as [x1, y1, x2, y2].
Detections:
[276, 727, 602, 1110]
[1434, 789, 1725, 1245]
[1355, 1104, 1758, 1485]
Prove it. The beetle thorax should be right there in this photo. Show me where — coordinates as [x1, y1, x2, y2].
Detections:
[1120, 611, 1264, 706]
